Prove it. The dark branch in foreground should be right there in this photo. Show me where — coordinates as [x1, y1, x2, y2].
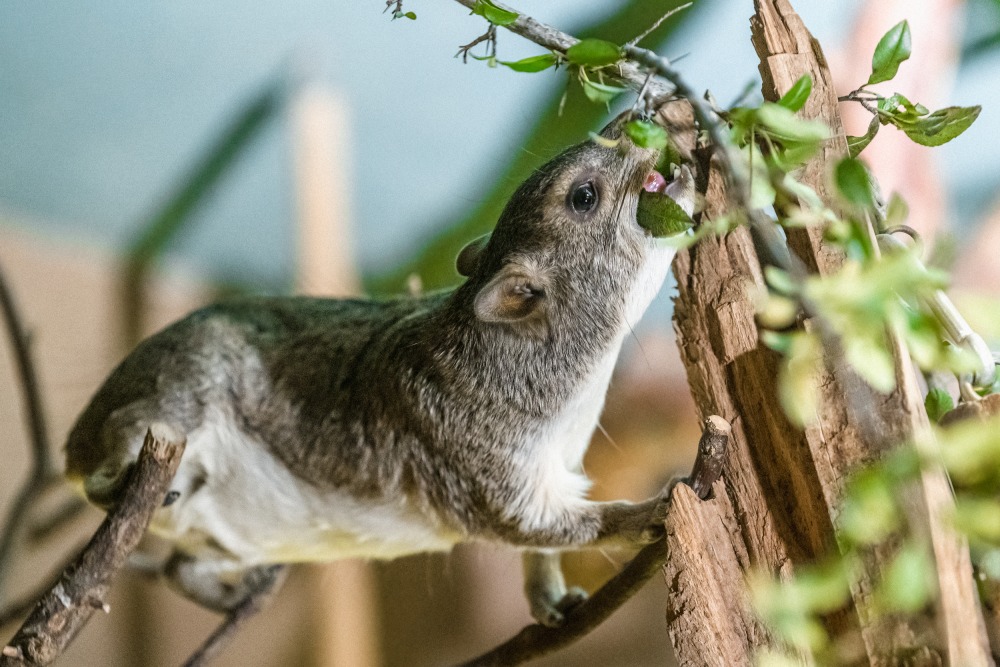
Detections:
[0, 264, 57, 595]
[455, 416, 730, 667]
[1, 426, 185, 666]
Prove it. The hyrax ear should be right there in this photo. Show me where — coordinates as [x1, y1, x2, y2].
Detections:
[456, 233, 490, 277]
[474, 262, 550, 325]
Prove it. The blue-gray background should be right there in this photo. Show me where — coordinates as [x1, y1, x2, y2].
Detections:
[1, 1, 997, 288]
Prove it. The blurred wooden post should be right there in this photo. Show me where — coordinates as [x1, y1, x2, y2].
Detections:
[290, 82, 379, 667]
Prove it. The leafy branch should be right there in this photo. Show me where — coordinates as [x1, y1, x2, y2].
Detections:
[838, 20, 980, 156]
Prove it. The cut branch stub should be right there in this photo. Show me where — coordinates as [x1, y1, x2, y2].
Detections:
[1, 425, 185, 667]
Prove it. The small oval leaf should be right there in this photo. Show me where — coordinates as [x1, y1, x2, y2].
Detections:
[499, 53, 558, 73]
[835, 157, 876, 208]
[636, 191, 693, 238]
[869, 20, 912, 85]
[566, 39, 623, 67]
[579, 78, 627, 104]
[624, 120, 668, 150]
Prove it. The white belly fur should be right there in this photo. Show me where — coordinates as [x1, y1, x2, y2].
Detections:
[508, 242, 676, 534]
[149, 407, 461, 566]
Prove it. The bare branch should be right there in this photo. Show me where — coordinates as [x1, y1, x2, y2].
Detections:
[0, 426, 185, 666]
[457, 24, 497, 63]
[454, 417, 730, 667]
[182, 565, 288, 667]
[0, 263, 56, 595]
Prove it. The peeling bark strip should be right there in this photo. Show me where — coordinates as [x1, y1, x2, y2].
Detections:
[750, 1, 991, 664]
[665, 0, 989, 664]
[1, 426, 185, 666]
[663, 482, 768, 667]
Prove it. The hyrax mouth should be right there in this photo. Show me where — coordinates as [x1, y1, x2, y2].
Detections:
[636, 165, 696, 238]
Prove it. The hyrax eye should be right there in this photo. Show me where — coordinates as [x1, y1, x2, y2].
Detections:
[568, 181, 598, 214]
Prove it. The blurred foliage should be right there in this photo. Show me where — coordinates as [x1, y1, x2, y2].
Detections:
[962, 0, 1000, 61]
[368, 0, 701, 294]
[740, 20, 998, 663]
[121, 80, 286, 344]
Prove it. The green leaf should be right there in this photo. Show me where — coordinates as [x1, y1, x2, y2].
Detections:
[566, 39, 623, 67]
[780, 332, 821, 426]
[624, 120, 668, 150]
[471, 0, 518, 26]
[499, 53, 558, 73]
[777, 74, 813, 113]
[877, 543, 933, 612]
[404, 11, 417, 19]
[847, 116, 880, 158]
[579, 78, 627, 104]
[840, 467, 901, 545]
[636, 191, 693, 237]
[764, 266, 799, 296]
[925, 387, 955, 423]
[588, 131, 620, 149]
[834, 157, 876, 209]
[884, 192, 909, 227]
[868, 20, 912, 84]
[756, 103, 830, 144]
[901, 105, 981, 147]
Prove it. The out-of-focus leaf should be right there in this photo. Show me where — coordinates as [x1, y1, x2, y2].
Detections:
[588, 131, 620, 148]
[624, 119, 668, 149]
[869, 20, 912, 84]
[776, 74, 812, 112]
[953, 498, 1000, 544]
[925, 387, 955, 423]
[884, 192, 909, 228]
[579, 78, 627, 104]
[780, 332, 821, 426]
[876, 542, 934, 612]
[566, 38, 623, 67]
[840, 467, 901, 545]
[756, 103, 830, 144]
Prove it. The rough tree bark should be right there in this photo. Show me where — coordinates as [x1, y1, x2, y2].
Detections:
[662, 0, 991, 665]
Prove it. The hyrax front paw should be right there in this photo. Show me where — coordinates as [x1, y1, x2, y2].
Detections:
[530, 586, 588, 627]
[617, 478, 682, 545]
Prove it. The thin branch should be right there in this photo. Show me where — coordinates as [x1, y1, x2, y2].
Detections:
[626, 2, 693, 48]
[1, 425, 185, 666]
[457, 24, 497, 63]
[182, 565, 288, 667]
[0, 263, 55, 596]
[455, 416, 730, 667]
[450, 0, 675, 102]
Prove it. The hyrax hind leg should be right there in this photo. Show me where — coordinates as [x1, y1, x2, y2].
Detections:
[523, 550, 587, 627]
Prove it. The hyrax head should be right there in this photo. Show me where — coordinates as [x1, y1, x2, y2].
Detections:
[456, 115, 685, 339]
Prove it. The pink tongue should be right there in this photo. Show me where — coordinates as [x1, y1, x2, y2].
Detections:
[643, 170, 667, 194]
